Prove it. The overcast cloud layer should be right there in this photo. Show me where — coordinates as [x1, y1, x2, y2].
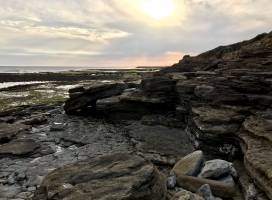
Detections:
[0, 0, 271, 67]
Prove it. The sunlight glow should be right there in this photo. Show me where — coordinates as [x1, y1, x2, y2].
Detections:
[142, 0, 175, 20]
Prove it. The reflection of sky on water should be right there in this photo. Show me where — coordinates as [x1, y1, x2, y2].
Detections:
[0, 81, 47, 89]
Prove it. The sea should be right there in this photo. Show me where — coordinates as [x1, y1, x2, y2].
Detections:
[0, 66, 91, 73]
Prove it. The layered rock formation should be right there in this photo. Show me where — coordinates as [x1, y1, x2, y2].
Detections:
[62, 31, 272, 199]
[161, 31, 272, 200]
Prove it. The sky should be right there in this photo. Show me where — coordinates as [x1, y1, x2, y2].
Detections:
[0, 0, 271, 68]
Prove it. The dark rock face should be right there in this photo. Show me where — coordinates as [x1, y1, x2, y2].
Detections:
[33, 153, 167, 200]
[64, 77, 178, 118]
[125, 122, 194, 165]
[64, 82, 127, 114]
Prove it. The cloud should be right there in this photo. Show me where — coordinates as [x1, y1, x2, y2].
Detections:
[0, 0, 271, 67]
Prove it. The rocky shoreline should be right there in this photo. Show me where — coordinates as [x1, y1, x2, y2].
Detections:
[0, 31, 271, 200]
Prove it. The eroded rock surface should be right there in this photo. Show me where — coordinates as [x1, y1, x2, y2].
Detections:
[239, 113, 272, 200]
[0, 139, 39, 157]
[0, 122, 29, 143]
[33, 153, 167, 200]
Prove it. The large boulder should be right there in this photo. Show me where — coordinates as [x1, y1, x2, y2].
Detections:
[64, 83, 127, 114]
[33, 153, 167, 200]
[198, 159, 235, 179]
[172, 150, 204, 176]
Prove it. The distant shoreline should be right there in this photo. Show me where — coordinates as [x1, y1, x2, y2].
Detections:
[0, 66, 167, 74]
[0, 67, 163, 83]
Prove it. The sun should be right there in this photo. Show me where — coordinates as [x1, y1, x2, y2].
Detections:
[142, 0, 175, 20]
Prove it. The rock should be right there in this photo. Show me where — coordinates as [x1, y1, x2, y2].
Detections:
[0, 185, 22, 198]
[167, 73, 188, 81]
[167, 172, 177, 189]
[197, 184, 222, 200]
[0, 139, 39, 156]
[239, 114, 272, 200]
[141, 76, 176, 95]
[50, 122, 66, 132]
[126, 123, 194, 164]
[20, 115, 47, 126]
[141, 114, 184, 128]
[187, 106, 243, 159]
[234, 161, 269, 200]
[171, 189, 204, 200]
[216, 175, 235, 187]
[0, 116, 15, 123]
[0, 123, 29, 143]
[176, 175, 236, 198]
[172, 151, 204, 176]
[191, 106, 244, 124]
[64, 82, 127, 114]
[68, 86, 85, 94]
[33, 153, 167, 200]
[194, 85, 215, 98]
[198, 159, 233, 179]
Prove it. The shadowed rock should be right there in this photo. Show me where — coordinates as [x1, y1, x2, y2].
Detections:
[64, 83, 127, 114]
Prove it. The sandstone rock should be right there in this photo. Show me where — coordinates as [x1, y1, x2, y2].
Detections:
[0, 123, 29, 143]
[234, 161, 269, 200]
[176, 175, 236, 198]
[198, 159, 233, 179]
[33, 153, 167, 200]
[191, 106, 244, 124]
[172, 150, 204, 177]
[239, 114, 272, 200]
[171, 189, 204, 200]
[243, 115, 272, 143]
[0, 139, 39, 156]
